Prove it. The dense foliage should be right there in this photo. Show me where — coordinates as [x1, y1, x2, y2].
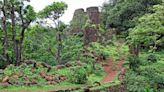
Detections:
[0, 0, 67, 66]
[102, 0, 162, 33]
[128, 2, 164, 50]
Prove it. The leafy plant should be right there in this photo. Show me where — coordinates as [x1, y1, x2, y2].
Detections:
[126, 55, 141, 71]
[147, 54, 157, 63]
[128, 2, 164, 50]
[68, 66, 87, 84]
[124, 70, 152, 92]
[4, 64, 15, 76]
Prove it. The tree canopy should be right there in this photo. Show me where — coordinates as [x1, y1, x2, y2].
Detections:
[128, 2, 164, 51]
[102, 0, 162, 33]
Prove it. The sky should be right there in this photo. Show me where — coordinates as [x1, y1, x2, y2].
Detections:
[29, 0, 106, 24]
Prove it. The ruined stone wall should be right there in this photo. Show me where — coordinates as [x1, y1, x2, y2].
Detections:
[84, 27, 98, 45]
[71, 8, 86, 33]
[72, 8, 85, 21]
[71, 6, 101, 45]
[86, 7, 100, 24]
[71, 7, 101, 33]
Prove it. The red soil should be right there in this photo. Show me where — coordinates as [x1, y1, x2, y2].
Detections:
[101, 58, 125, 84]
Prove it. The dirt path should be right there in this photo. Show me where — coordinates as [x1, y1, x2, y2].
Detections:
[101, 58, 125, 84]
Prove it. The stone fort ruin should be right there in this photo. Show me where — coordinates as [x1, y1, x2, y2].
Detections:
[71, 7, 101, 45]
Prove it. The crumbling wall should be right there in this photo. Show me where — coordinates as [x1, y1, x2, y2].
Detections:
[86, 7, 100, 24]
[84, 27, 98, 45]
[71, 8, 87, 33]
[71, 7, 101, 45]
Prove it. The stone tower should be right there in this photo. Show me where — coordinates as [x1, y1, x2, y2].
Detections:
[86, 7, 100, 24]
[71, 6, 101, 45]
[71, 8, 87, 33]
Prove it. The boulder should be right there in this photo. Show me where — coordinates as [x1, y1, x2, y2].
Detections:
[56, 65, 65, 69]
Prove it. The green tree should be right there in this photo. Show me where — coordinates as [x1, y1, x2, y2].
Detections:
[0, 0, 10, 63]
[23, 25, 58, 65]
[38, 2, 67, 63]
[10, 0, 36, 65]
[102, 0, 162, 34]
[0, 0, 36, 65]
[128, 2, 164, 52]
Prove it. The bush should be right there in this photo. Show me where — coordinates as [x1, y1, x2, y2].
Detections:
[0, 55, 9, 69]
[124, 70, 152, 92]
[147, 54, 157, 63]
[68, 66, 87, 84]
[138, 67, 164, 91]
[89, 42, 110, 60]
[138, 67, 159, 80]
[127, 55, 141, 71]
[83, 64, 104, 76]
[3, 64, 15, 76]
[93, 64, 104, 76]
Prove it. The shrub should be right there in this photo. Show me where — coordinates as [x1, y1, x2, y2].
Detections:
[93, 64, 104, 76]
[138, 67, 159, 80]
[127, 55, 141, 71]
[3, 64, 15, 76]
[0, 55, 9, 69]
[124, 70, 151, 92]
[84, 64, 104, 76]
[89, 42, 110, 60]
[138, 67, 164, 91]
[147, 54, 157, 63]
[68, 66, 87, 84]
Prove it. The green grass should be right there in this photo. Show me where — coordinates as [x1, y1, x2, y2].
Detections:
[87, 74, 105, 84]
[0, 64, 105, 92]
[73, 75, 120, 92]
[55, 67, 72, 75]
[73, 80, 121, 92]
[0, 81, 83, 92]
[90, 80, 120, 91]
[0, 73, 105, 92]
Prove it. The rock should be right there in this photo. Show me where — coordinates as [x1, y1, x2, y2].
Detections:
[31, 79, 37, 85]
[24, 81, 31, 86]
[39, 72, 46, 78]
[0, 82, 9, 88]
[47, 81, 57, 85]
[56, 65, 65, 69]
[2, 76, 9, 82]
[59, 75, 66, 81]
[73, 87, 81, 91]
[15, 81, 22, 85]
[45, 76, 54, 81]
[65, 62, 72, 67]
[84, 86, 90, 92]
[8, 78, 14, 84]
[41, 62, 52, 68]
[76, 61, 82, 66]
[24, 60, 36, 65]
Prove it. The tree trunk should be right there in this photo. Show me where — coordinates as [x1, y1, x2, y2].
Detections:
[2, 11, 8, 62]
[19, 27, 26, 63]
[1, 0, 10, 63]
[19, 4, 31, 63]
[129, 44, 140, 56]
[56, 31, 62, 64]
[11, 4, 20, 65]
